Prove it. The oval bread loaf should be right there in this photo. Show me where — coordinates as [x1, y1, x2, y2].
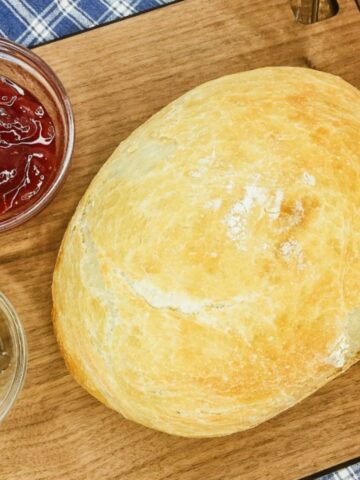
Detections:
[53, 67, 360, 437]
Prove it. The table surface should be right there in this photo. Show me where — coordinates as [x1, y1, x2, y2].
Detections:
[1, 1, 360, 479]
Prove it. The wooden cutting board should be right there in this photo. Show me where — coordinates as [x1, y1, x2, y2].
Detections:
[1, 1, 360, 479]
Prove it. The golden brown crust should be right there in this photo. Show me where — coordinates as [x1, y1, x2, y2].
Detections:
[52, 206, 113, 409]
[52, 67, 360, 437]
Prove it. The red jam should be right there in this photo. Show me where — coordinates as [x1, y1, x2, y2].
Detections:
[0, 76, 57, 220]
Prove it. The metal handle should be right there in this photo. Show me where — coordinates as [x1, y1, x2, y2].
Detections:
[311, 0, 321, 22]
[290, 0, 339, 24]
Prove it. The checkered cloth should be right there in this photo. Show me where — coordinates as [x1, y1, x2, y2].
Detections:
[320, 463, 360, 480]
[0, 0, 173, 47]
[0, 1, 359, 480]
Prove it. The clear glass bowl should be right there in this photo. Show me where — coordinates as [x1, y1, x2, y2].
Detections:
[0, 38, 74, 231]
[0, 292, 27, 422]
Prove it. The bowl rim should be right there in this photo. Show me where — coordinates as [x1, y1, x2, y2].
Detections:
[0, 37, 75, 232]
[0, 292, 27, 423]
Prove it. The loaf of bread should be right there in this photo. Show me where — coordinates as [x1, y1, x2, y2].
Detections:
[52, 67, 360, 437]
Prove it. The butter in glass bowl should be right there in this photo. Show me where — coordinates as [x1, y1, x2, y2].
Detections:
[0, 293, 27, 423]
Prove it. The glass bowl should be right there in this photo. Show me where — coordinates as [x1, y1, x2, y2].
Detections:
[0, 292, 27, 422]
[0, 38, 74, 231]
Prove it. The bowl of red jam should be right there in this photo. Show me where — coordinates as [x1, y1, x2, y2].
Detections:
[0, 38, 74, 231]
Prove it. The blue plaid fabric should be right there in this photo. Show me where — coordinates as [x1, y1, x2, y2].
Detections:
[0, 2, 358, 480]
[319, 463, 360, 480]
[0, 0, 174, 47]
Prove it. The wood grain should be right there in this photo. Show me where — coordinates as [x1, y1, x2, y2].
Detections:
[1, 0, 360, 478]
